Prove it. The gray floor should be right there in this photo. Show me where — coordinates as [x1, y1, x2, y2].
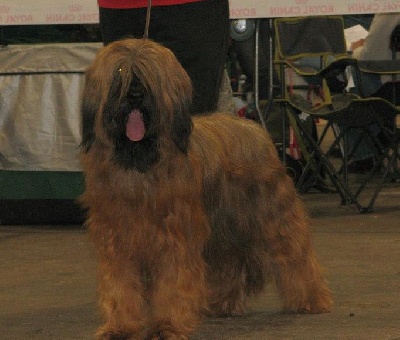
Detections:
[1, 183, 400, 340]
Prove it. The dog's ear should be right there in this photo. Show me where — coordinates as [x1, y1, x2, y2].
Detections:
[171, 106, 193, 153]
[166, 59, 193, 153]
[81, 102, 96, 152]
[81, 96, 96, 152]
[80, 71, 100, 152]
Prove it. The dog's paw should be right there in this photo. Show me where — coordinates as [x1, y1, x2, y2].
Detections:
[305, 299, 333, 314]
[96, 328, 131, 340]
[285, 297, 333, 315]
[149, 331, 189, 340]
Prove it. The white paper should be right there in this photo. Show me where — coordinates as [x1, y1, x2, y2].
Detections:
[344, 24, 369, 51]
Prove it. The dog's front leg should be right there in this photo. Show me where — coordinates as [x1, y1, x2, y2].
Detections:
[147, 217, 209, 339]
[95, 257, 150, 340]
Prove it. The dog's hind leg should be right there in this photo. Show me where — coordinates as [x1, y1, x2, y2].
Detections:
[268, 238, 333, 314]
[202, 177, 269, 317]
[205, 252, 249, 317]
[260, 177, 333, 314]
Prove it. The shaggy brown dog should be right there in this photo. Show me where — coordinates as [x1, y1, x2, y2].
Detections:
[80, 38, 332, 339]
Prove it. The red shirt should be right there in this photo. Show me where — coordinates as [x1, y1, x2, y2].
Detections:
[98, 0, 203, 8]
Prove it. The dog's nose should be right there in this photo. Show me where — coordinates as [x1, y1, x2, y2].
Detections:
[128, 92, 144, 104]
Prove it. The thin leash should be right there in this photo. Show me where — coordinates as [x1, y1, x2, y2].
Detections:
[143, 0, 152, 39]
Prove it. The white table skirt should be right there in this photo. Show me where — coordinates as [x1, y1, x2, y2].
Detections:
[0, 43, 102, 171]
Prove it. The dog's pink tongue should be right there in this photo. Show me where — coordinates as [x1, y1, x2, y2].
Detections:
[126, 109, 145, 141]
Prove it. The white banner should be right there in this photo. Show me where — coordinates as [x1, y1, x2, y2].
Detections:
[230, 0, 400, 19]
[0, 0, 399, 25]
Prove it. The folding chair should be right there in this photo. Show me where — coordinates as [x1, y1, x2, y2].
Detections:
[273, 16, 400, 213]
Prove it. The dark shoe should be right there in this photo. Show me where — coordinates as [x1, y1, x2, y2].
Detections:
[347, 157, 374, 174]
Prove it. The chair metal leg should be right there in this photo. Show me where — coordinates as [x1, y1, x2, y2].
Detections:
[253, 19, 267, 130]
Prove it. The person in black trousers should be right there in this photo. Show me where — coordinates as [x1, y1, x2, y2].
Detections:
[98, 0, 230, 115]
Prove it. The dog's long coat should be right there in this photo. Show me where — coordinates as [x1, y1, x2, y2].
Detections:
[80, 38, 332, 340]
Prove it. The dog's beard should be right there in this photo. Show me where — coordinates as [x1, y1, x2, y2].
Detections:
[103, 82, 160, 172]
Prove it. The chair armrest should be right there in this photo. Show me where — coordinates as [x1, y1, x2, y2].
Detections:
[318, 57, 357, 78]
[274, 60, 319, 76]
[357, 60, 400, 74]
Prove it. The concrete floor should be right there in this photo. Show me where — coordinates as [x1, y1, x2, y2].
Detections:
[1, 183, 400, 340]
